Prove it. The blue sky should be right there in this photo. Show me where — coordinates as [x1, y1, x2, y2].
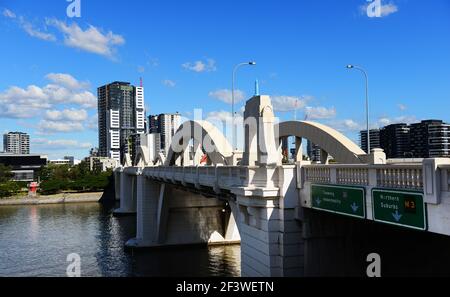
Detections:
[0, 0, 449, 159]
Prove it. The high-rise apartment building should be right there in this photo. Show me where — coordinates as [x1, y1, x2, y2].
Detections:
[359, 129, 381, 154]
[307, 140, 322, 163]
[3, 132, 30, 154]
[410, 120, 450, 158]
[410, 120, 444, 158]
[98, 81, 145, 163]
[359, 120, 450, 159]
[380, 123, 411, 158]
[428, 122, 450, 157]
[149, 113, 181, 157]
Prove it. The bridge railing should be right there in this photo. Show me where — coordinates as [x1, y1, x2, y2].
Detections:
[140, 160, 450, 197]
[376, 165, 423, 190]
[302, 163, 423, 191]
[143, 165, 245, 191]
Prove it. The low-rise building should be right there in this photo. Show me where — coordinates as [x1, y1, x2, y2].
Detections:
[0, 153, 48, 182]
[49, 159, 72, 166]
[87, 157, 118, 172]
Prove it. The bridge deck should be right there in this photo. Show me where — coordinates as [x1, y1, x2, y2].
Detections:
[125, 162, 450, 237]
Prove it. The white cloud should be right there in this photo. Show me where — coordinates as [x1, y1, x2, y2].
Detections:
[46, 18, 125, 59]
[4, 11, 124, 58]
[206, 111, 239, 123]
[87, 114, 98, 130]
[380, 3, 398, 17]
[37, 120, 84, 134]
[182, 59, 217, 73]
[361, 1, 399, 18]
[398, 104, 407, 111]
[376, 115, 417, 127]
[342, 119, 362, 131]
[45, 73, 89, 90]
[40, 84, 96, 108]
[3, 8, 16, 18]
[32, 138, 92, 150]
[3, 9, 56, 41]
[271, 96, 311, 112]
[378, 117, 392, 127]
[329, 119, 363, 132]
[209, 89, 245, 105]
[45, 109, 88, 122]
[162, 79, 176, 88]
[20, 18, 56, 41]
[137, 66, 145, 73]
[0, 85, 51, 118]
[0, 73, 96, 119]
[305, 106, 336, 119]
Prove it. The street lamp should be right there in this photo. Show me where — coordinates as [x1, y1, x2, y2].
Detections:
[347, 64, 370, 154]
[232, 61, 256, 150]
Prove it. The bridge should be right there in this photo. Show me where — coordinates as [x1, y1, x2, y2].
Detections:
[114, 95, 450, 277]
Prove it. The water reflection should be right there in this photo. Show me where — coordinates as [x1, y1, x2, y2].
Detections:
[0, 202, 241, 277]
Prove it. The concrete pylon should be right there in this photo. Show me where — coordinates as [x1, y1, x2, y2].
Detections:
[242, 95, 281, 167]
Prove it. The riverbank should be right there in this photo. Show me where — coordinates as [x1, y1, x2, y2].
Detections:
[0, 192, 103, 206]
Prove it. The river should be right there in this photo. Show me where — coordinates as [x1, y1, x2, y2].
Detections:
[0, 202, 241, 277]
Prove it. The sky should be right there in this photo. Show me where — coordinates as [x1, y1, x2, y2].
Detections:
[0, 0, 449, 159]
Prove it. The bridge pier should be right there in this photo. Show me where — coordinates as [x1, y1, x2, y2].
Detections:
[113, 167, 139, 216]
[232, 166, 304, 277]
[113, 167, 122, 201]
[126, 172, 241, 249]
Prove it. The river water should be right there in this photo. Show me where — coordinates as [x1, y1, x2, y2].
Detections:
[0, 202, 241, 277]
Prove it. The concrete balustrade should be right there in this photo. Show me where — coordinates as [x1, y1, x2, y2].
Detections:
[303, 164, 423, 191]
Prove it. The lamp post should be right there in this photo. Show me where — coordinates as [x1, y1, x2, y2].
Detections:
[232, 61, 256, 150]
[347, 64, 370, 154]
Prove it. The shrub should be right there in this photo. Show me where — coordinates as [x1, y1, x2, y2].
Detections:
[0, 182, 21, 198]
[40, 179, 66, 195]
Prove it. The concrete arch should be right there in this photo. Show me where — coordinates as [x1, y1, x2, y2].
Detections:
[155, 153, 166, 166]
[165, 120, 234, 166]
[134, 146, 149, 167]
[135, 147, 166, 167]
[123, 153, 132, 167]
[275, 121, 366, 164]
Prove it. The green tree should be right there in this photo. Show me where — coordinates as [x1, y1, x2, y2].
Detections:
[0, 164, 13, 183]
[38, 165, 54, 182]
[0, 181, 20, 198]
[40, 179, 66, 195]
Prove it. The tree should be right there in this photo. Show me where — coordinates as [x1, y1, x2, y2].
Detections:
[0, 164, 13, 183]
[0, 182, 20, 198]
[40, 179, 65, 195]
[38, 165, 54, 182]
[36, 162, 113, 195]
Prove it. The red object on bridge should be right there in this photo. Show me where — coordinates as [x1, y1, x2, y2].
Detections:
[200, 154, 208, 165]
[29, 182, 38, 194]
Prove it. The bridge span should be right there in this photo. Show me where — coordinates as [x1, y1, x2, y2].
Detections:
[114, 95, 450, 277]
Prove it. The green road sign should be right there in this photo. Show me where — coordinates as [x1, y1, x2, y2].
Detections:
[372, 189, 426, 231]
[311, 184, 366, 219]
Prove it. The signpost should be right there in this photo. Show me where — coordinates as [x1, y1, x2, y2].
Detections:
[372, 189, 426, 230]
[311, 184, 366, 219]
